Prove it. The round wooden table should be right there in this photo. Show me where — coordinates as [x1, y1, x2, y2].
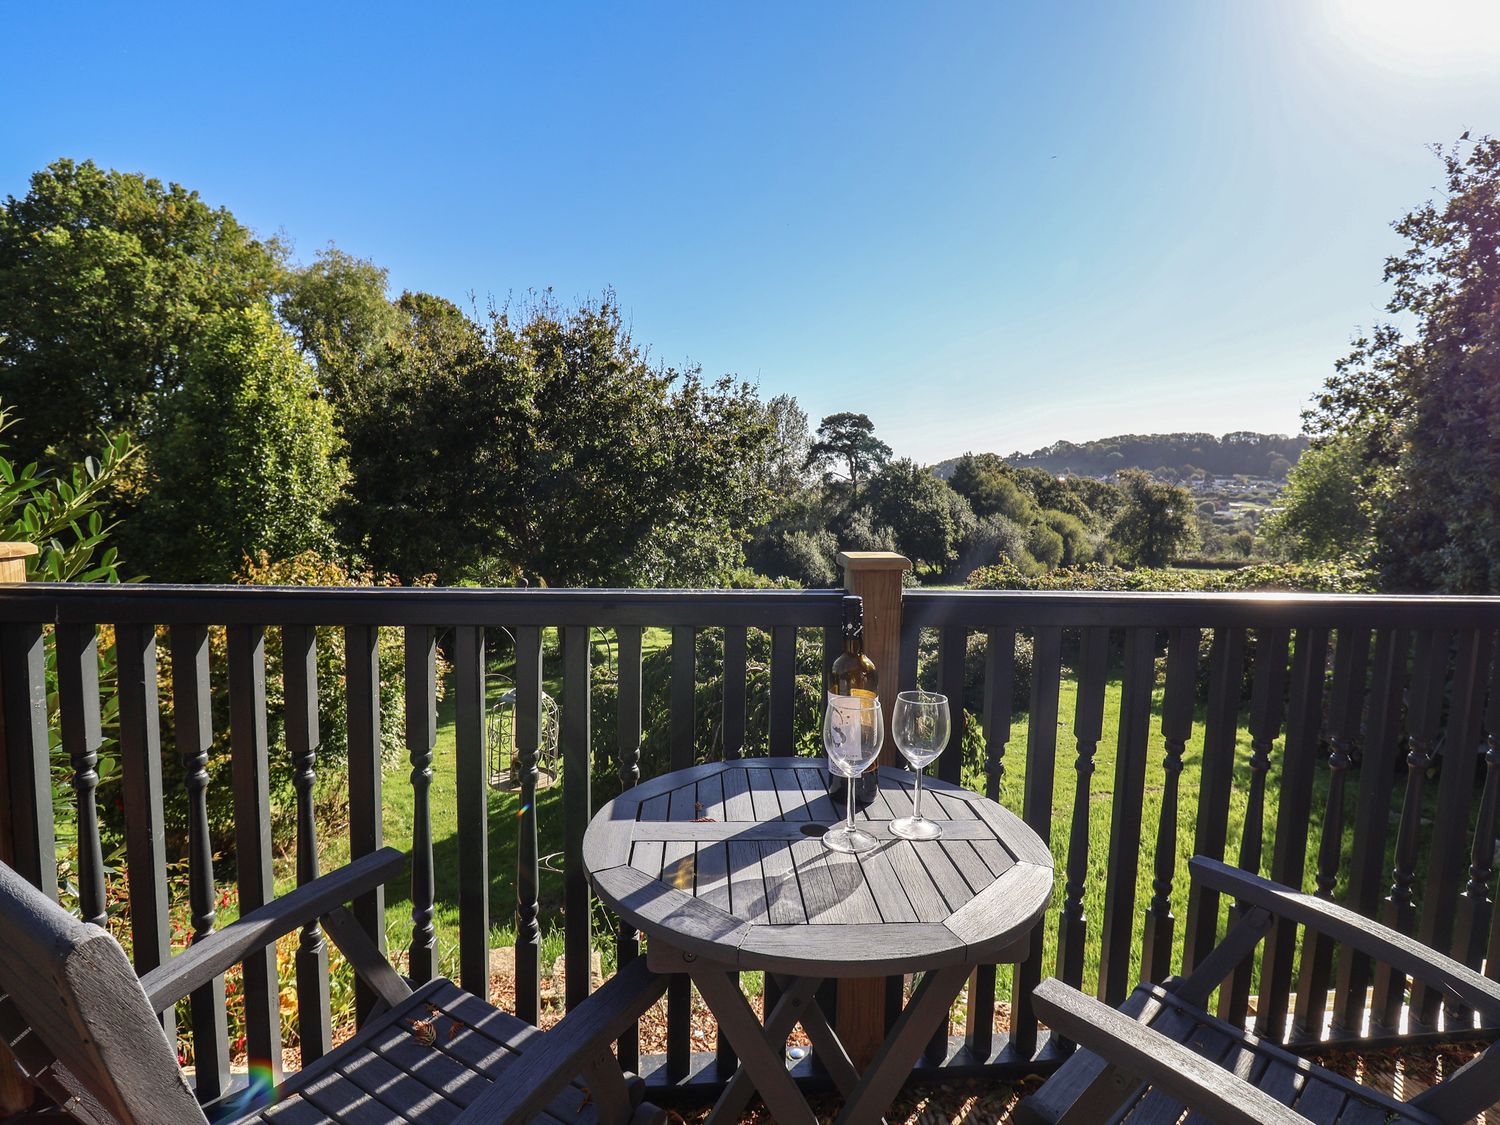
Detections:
[583, 757, 1054, 1125]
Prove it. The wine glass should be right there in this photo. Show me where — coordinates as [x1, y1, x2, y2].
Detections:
[890, 691, 950, 840]
[822, 692, 883, 854]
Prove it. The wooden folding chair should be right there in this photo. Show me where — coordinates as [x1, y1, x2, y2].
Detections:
[0, 849, 666, 1124]
[1017, 856, 1500, 1124]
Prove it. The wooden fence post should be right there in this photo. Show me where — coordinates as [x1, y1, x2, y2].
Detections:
[0, 541, 36, 1115]
[836, 550, 912, 1070]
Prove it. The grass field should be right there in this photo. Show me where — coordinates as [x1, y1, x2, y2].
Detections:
[274, 625, 1427, 1040]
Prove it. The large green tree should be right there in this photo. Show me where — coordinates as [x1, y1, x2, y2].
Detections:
[280, 245, 402, 410]
[0, 159, 284, 468]
[805, 412, 892, 498]
[340, 294, 778, 586]
[1304, 136, 1500, 591]
[127, 305, 347, 581]
[866, 458, 976, 572]
[1109, 469, 1196, 566]
[1262, 430, 1373, 562]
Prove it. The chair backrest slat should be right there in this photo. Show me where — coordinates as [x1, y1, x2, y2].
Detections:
[0, 863, 207, 1124]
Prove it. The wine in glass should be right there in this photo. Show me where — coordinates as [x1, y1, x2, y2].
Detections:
[822, 692, 883, 854]
[890, 690, 951, 840]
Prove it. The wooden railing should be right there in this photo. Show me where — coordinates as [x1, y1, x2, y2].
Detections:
[3, 575, 1500, 1106]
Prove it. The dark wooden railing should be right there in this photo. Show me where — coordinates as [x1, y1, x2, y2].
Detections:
[3, 577, 1500, 1107]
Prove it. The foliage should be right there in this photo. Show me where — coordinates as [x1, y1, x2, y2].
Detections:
[965, 557, 1375, 594]
[1261, 430, 1373, 563]
[1303, 136, 1500, 591]
[279, 245, 402, 410]
[866, 458, 976, 573]
[1024, 520, 1065, 569]
[948, 452, 1036, 523]
[0, 407, 136, 581]
[805, 412, 892, 498]
[1108, 469, 1196, 566]
[0, 159, 285, 470]
[340, 293, 777, 587]
[125, 305, 348, 581]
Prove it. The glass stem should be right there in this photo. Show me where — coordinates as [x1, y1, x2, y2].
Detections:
[914, 767, 924, 821]
[846, 775, 856, 832]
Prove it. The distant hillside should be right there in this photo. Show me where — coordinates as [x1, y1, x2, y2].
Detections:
[933, 431, 1309, 482]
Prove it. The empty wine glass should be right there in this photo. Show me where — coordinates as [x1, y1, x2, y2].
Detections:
[890, 690, 950, 840]
[822, 692, 883, 854]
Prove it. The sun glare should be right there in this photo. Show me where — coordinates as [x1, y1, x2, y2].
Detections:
[1325, 0, 1500, 72]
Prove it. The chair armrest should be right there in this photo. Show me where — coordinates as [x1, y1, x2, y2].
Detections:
[453, 957, 667, 1124]
[1190, 856, 1500, 1022]
[139, 848, 406, 1012]
[1030, 979, 1308, 1125]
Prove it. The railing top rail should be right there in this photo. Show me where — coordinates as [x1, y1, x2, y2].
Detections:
[904, 588, 1500, 630]
[0, 583, 849, 628]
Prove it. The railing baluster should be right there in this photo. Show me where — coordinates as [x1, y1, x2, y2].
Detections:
[1219, 626, 1290, 1027]
[1141, 626, 1199, 986]
[667, 625, 695, 1078]
[1100, 627, 1156, 1007]
[722, 626, 747, 760]
[1183, 627, 1246, 975]
[1372, 628, 1451, 1033]
[562, 626, 592, 1011]
[671, 626, 697, 769]
[115, 623, 173, 1043]
[453, 625, 489, 999]
[169, 623, 229, 1100]
[615, 625, 644, 1071]
[283, 624, 331, 1063]
[1413, 629, 1489, 1029]
[0, 622, 54, 896]
[1255, 626, 1329, 1040]
[345, 624, 385, 1026]
[404, 626, 438, 986]
[1292, 626, 1370, 1042]
[769, 625, 795, 754]
[964, 627, 1016, 1061]
[514, 625, 543, 1023]
[936, 627, 966, 785]
[57, 622, 106, 927]
[719, 624, 746, 1076]
[227, 624, 281, 1081]
[1011, 626, 1062, 1057]
[1057, 626, 1108, 995]
[1333, 627, 1410, 1036]
[1459, 636, 1500, 994]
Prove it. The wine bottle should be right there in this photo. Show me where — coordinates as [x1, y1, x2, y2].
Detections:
[829, 594, 879, 808]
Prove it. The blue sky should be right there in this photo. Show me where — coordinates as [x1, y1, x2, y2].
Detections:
[3, 1, 1498, 463]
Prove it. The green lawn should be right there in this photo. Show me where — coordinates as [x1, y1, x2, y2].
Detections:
[287, 628, 1420, 1025]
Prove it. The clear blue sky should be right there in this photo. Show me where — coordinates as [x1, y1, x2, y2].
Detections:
[3, 1, 1498, 463]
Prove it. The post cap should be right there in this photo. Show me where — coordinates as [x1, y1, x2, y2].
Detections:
[836, 550, 912, 572]
[0, 543, 39, 561]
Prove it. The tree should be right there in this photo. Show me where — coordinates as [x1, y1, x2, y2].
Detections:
[280, 244, 401, 410]
[127, 305, 347, 581]
[1305, 136, 1500, 591]
[805, 412, 891, 497]
[949, 452, 1037, 523]
[0, 159, 284, 468]
[866, 459, 976, 572]
[757, 395, 814, 496]
[1261, 431, 1373, 563]
[1109, 469, 1196, 566]
[341, 294, 780, 587]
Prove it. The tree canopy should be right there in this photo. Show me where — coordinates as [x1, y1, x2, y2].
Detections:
[1109, 469, 1196, 566]
[0, 159, 285, 467]
[1299, 136, 1500, 591]
[805, 412, 892, 496]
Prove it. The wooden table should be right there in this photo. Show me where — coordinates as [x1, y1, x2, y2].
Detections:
[583, 757, 1054, 1125]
